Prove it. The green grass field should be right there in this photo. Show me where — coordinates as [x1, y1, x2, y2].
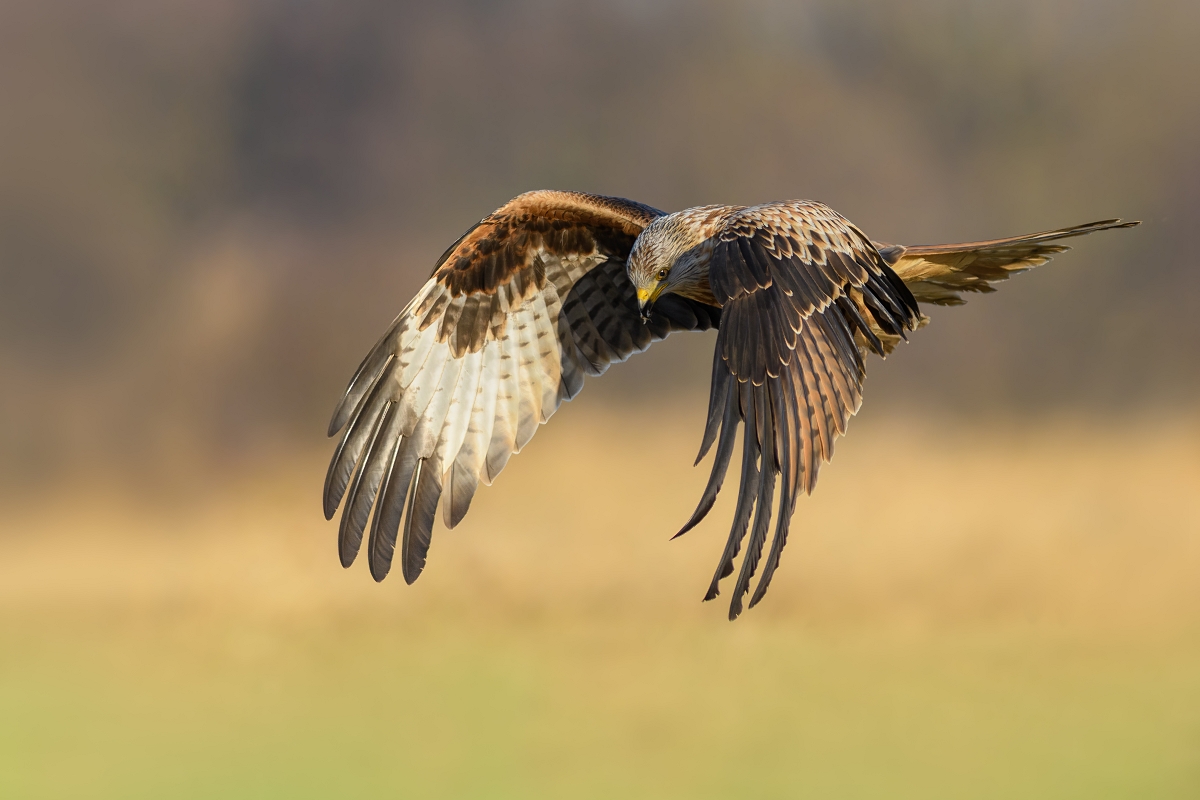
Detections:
[2, 411, 1198, 798]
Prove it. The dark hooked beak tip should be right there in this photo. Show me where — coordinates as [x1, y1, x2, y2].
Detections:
[639, 303, 654, 324]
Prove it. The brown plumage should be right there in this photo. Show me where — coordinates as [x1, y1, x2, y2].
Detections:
[324, 190, 1139, 618]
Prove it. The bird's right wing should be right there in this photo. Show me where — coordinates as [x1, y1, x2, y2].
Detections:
[878, 218, 1141, 306]
[323, 190, 720, 585]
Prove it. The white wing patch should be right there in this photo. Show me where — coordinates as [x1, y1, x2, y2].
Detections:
[328, 269, 591, 554]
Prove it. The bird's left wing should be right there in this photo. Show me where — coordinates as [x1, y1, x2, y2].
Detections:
[324, 190, 720, 585]
[676, 201, 921, 619]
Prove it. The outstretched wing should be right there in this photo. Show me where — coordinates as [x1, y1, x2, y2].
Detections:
[324, 190, 720, 584]
[877, 218, 1140, 306]
[676, 201, 921, 620]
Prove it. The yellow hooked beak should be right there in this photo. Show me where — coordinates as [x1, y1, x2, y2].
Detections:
[637, 283, 666, 323]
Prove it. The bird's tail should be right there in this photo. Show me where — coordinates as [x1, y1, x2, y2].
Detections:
[875, 218, 1140, 307]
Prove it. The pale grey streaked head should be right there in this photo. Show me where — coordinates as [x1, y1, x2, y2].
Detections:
[627, 211, 718, 322]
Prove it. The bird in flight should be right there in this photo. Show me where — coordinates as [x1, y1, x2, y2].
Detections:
[323, 190, 1138, 619]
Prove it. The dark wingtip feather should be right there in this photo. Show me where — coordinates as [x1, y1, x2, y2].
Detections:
[401, 459, 442, 585]
[702, 389, 760, 606]
[728, 389, 776, 619]
[324, 359, 399, 521]
[327, 316, 407, 437]
[675, 393, 740, 539]
[327, 410, 347, 439]
[366, 437, 421, 583]
[324, 422, 361, 521]
[444, 462, 478, 529]
[860, 283, 903, 336]
[748, 490, 795, 610]
[673, 506, 714, 540]
[693, 359, 730, 466]
[327, 351, 393, 438]
[337, 403, 397, 570]
[322, 463, 339, 521]
[836, 294, 885, 357]
[704, 547, 737, 603]
[366, 443, 406, 584]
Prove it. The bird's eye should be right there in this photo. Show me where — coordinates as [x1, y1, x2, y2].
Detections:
[657, 269, 669, 280]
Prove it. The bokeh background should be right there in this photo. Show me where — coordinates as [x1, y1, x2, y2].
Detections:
[2, 0, 1198, 796]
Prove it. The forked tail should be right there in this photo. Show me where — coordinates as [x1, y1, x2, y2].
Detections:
[876, 218, 1140, 307]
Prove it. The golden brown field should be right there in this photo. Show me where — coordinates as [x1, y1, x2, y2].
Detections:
[2, 404, 1198, 798]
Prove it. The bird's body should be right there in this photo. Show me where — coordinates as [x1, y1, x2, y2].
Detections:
[324, 190, 1138, 618]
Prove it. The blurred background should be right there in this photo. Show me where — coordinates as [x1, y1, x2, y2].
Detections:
[1, 0, 1198, 797]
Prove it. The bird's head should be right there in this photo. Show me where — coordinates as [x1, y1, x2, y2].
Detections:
[627, 212, 716, 323]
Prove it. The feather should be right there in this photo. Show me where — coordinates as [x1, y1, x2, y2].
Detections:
[434, 348, 484, 469]
[801, 326, 840, 455]
[704, 383, 761, 602]
[323, 355, 396, 519]
[527, 288, 564, 420]
[484, 325, 522, 483]
[338, 402, 399, 568]
[860, 281, 905, 338]
[809, 317, 857, 426]
[327, 316, 404, 437]
[412, 355, 465, 458]
[791, 367, 816, 495]
[396, 344, 450, 435]
[449, 341, 501, 504]
[729, 386, 776, 620]
[443, 460, 480, 530]
[694, 345, 731, 465]
[836, 293, 884, 356]
[709, 239, 750, 301]
[675, 384, 740, 539]
[749, 481, 794, 609]
[888, 219, 1139, 307]
[397, 323, 439, 390]
[367, 429, 419, 582]
[737, 237, 771, 290]
[401, 459, 443, 584]
[511, 306, 543, 452]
